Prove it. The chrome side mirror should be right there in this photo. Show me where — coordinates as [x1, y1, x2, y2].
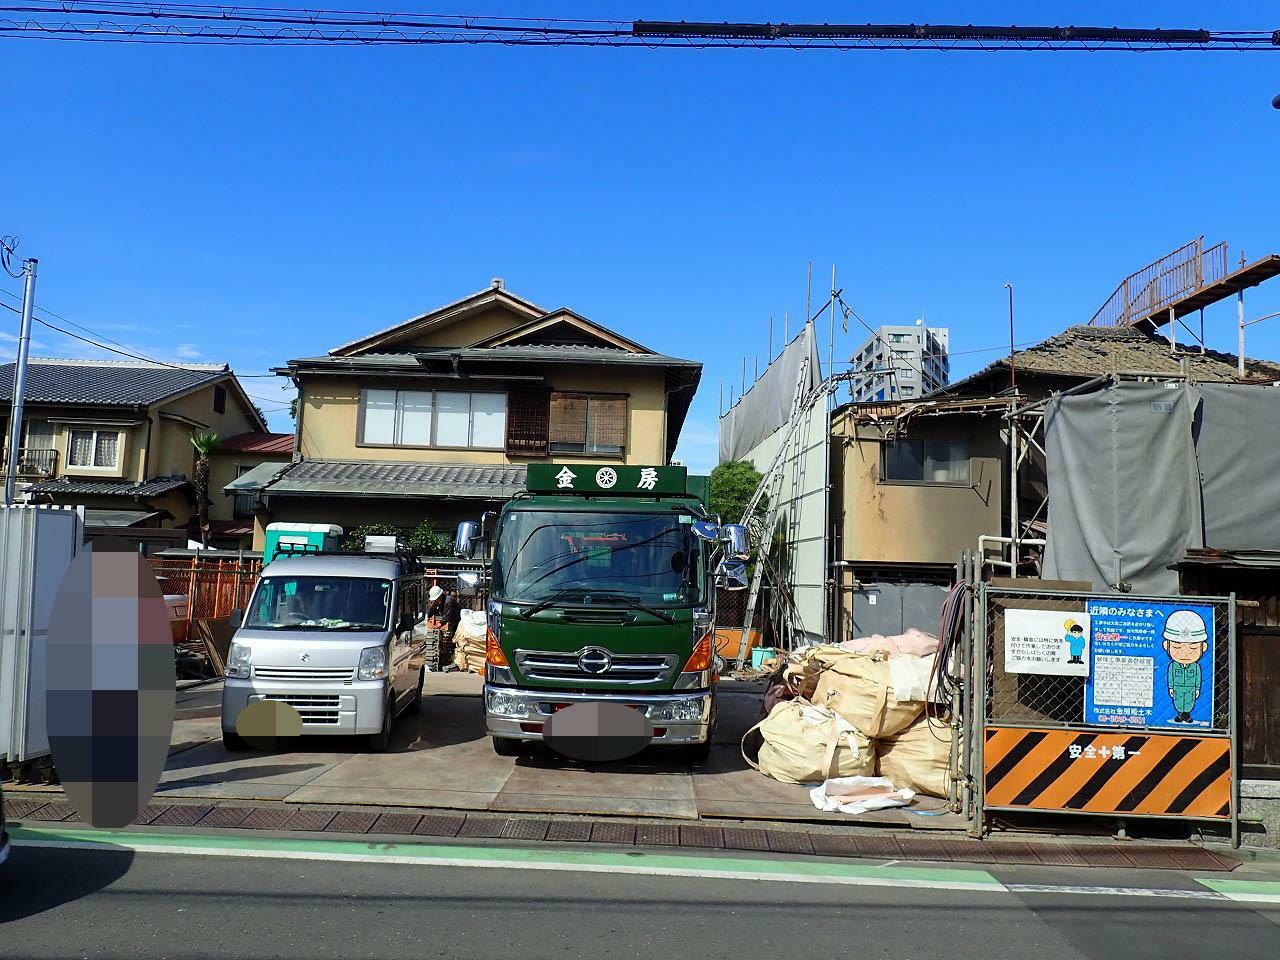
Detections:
[690, 520, 720, 542]
[457, 571, 481, 597]
[454, 521, 480, 559]
[721, 524, 749, 561]
[716, 558, 748, 591]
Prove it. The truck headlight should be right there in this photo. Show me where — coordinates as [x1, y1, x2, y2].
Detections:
[649, 699, 704, 723]
[358, 645, 388, 681]
[485, 689, 530, 718]
[225, 642, 252, 679]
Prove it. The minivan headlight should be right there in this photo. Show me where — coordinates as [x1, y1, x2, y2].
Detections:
[225, 642, 252, 679]
[358, 645, 388, 681]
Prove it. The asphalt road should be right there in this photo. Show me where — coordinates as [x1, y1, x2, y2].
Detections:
[2, 841, 1279, 960]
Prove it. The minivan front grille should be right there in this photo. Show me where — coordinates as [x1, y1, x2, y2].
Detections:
[261, 694, 342, 725]
[254, 665, 355, 683]
[515, 648, 678, 686]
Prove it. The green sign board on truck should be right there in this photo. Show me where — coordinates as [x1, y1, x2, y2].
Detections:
[525, 463, 689, 497]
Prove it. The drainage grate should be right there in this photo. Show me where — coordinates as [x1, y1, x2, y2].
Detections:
[457, 816, 509, 839]
[151, 805, 214, 827]
[1076, 845, 1136, 868]
[983, 841, 1044, 864]
[326, 811, 379, 835]
[23, 801, 75, 822]
[197, 807, 254, 829]
[368, 814, 423, 836]
[239, 807, 296, 831]
[721, 827, 769, 851]
[284, 810, 337, 833]
[501, 818, 550, 841]
[678, 825, 725, 849]
[5, 798, 55, 820]
[134, 805, 171, 826]
[636, 824, 679, 847]
[766, 832, 814, 855]
[1031, 844, 1091, 868]
[414, 814, 465, 837]
[590, 821, 636, 845]
[545, 820, 593, 842]
[852, 836, 904, 859]
[807, 833, 862, 858]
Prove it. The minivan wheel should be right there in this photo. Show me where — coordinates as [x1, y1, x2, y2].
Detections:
[367, 698, 394, 753]
[222, 729, 247, 752]
[491, 736, 522, 757]
[406, 668, 425, 716]
[684, 739, 712, 765]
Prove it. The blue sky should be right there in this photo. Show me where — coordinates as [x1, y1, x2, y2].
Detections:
[3, 1, 1278, 473]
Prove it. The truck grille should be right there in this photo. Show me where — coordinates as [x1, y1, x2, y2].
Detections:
[253, 665, 355, 684]
[515, 648, 678, 686]
[261, 694, 341, 725]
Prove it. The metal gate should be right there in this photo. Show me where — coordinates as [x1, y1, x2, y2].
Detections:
[969, 583, 1238, 845]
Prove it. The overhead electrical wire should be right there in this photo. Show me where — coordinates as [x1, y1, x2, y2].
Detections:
[0, 5, 1274, 50]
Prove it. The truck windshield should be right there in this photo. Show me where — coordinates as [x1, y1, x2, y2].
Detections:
[492, 511, 703, 606]
[244, 576, 392, 631]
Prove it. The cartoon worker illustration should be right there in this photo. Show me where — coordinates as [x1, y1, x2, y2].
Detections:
[1163, 609, 1209, 722]
[1064, 619, 1086, 664]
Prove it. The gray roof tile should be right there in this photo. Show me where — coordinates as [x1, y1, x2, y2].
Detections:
[264, 459, 526, 499]
[0, 359, 228, 406]
[27, 475, 190, 497]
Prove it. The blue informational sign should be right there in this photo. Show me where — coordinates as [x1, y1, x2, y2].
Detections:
[1084, 600, 1215, 729]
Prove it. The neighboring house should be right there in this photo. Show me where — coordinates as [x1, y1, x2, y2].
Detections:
[232, 279, 702, 548]
[0, 358, 288, 549]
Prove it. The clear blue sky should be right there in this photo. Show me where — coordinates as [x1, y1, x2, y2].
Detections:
[3, 1, 1278, 473]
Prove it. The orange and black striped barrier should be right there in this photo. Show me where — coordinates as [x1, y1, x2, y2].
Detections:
[983, 726, 1231, 819]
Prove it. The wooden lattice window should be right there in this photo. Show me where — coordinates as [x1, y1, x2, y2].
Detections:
[549, 393, 627, 457]
[506, 388, 551, 456]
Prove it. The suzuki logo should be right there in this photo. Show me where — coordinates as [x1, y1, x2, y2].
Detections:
[299, 653, 311, 663]
[577, 648, 612, 675]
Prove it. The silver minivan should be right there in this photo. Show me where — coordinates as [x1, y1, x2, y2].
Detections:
[221, 550, 430, 752]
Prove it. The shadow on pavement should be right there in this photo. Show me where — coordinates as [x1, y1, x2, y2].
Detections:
[0, 843, 135, 924]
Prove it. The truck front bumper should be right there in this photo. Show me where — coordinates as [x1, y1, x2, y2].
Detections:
[484, 685, 713, 746]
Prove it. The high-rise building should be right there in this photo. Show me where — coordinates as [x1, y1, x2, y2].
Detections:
[849, 323, 950, 403]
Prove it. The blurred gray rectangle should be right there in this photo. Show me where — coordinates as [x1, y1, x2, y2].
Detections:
[0, 505, 83, 762]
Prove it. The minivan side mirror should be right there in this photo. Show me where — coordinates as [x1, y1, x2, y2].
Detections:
[229, 607, 243, 628]
[454, 521, 480, 559]
[721, 524, 750, 561]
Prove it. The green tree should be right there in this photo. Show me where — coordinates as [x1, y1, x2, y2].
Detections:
[189, 431, 220, 546]
[708, 460, 766, 524]
[289, 396, 298, 420]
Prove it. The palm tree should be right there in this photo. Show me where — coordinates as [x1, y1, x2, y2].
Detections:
[190, 431, 219, 547]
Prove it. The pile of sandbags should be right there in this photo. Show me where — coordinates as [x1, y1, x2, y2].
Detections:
[744, 633, 953, 798]
[451, 609, 487, 674]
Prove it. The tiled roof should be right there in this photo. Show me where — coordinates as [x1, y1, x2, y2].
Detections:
[939, 325, 1280, 396]
[27, 475, 190, 497]
[285, 344, 700, 370]
[263, 459, 527, 499]
[82, 508, 164, 527]
[218, 431, 296, 454]
[0, 358, 228, 406]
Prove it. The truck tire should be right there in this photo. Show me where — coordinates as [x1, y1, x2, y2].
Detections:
[684, 740, 712, 765]
[492, 736, 522, 757]
[222, 729, 247, 752]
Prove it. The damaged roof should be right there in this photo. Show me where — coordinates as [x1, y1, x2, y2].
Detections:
[937, 324, 1280, 397]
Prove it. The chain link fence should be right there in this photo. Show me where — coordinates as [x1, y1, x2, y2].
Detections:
[982, 587, 1233, 732]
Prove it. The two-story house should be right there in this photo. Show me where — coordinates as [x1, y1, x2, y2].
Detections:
[233, 280, 702, 548]
[0, 358, 293, 549]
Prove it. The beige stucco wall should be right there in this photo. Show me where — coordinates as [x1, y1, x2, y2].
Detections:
[832, 412, 1004, 565]
[210, 451, 290, 523]
[152, 381, 259, 481]
[297, 366, 668, 466]
[395, 305, 537, 349]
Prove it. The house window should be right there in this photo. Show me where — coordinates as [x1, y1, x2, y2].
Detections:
[68, 428, 120, 469]
[359, 389, 506, 450]
[888, 333, 910, 343]
[899, 386, 915, 397]
[213, 385, 227, 414]
[882, 438, 970, 485]
[549, 393, 627, 457]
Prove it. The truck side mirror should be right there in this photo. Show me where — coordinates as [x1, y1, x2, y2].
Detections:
[457, 571, 480, 597]
[454, 521, 480, 559]
[721, 524, 750, 561]
[716, 559, 748, 591]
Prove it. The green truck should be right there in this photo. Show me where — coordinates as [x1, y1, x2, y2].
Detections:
[454, 463, 748, 762]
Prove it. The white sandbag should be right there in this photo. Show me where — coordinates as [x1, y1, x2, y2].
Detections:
[810, 651, 924, 739]
[877, 714, 953, 799]
[456, 608, 486, 641]
[809, 775, 915, 815]
[742, 700, 875, 785]
[888, 654, 935, 703]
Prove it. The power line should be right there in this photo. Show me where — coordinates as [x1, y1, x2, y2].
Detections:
[0, 6, 1274, 49]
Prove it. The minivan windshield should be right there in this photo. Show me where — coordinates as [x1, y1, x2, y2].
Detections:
[491, 511, 702, 606]
[244, 576, 392, 631]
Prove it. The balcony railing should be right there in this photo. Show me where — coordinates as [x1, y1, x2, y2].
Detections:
[4, 447, 58, 480]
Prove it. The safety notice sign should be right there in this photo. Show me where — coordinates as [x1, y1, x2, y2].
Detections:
[1003, 608, 1090, 677]
[1084, 600, 1215, 729]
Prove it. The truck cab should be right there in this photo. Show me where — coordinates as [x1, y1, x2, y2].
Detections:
[457, 463, 748, 762]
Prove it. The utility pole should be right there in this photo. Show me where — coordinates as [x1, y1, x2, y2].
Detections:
[3, 245, 37, 505]
[1004, 282, 1016, 389]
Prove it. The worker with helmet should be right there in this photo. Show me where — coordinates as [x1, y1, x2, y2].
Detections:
[1163, 610, 1209, 723]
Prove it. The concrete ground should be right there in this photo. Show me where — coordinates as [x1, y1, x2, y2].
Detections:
[25, 674, 962, 828]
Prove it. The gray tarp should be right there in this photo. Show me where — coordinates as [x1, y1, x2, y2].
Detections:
[719, 322, 821, 463]
[1043, 381, 1203, 594]
[1193, 383, 1280, 550]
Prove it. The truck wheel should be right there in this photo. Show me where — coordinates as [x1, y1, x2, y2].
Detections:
[222, 729, 247, 752]
[492, 736, 522, 757]
[367, 699, 394, 753]
[406, 668, 425, 716]
[684, 740, 712, 765]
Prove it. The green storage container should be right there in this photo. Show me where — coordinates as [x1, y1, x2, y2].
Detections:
[263, 522, 343, 563]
